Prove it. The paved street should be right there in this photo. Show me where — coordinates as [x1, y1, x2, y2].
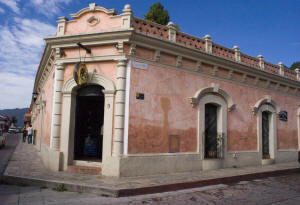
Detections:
[0, 133, 20, 178]
[0, 173, 300, 204]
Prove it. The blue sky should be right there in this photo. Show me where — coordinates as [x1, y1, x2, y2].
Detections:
[0, 0, 299, 109]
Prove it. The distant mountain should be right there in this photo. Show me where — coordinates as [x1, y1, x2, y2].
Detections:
[0, 108, 29, 127]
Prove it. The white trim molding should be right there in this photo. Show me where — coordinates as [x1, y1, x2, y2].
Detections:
[252, 95, 280, 114]
[60, 73, 115, 170]
[297, 106, 300, 150]
[189, 83, 236, 111]
[197, 94, 228, 170]
[255, 101, 278, 164]
[123, 60, 131, 155]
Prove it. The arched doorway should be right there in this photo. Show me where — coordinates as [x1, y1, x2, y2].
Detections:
[205, 103, 218, 158]
[262, 110, 271, 159]
[74, 85, 104, 161]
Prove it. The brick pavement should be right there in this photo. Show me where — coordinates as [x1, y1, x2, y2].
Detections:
[2, 138, 300, 197]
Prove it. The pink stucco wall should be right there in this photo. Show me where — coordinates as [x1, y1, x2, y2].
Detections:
[63, 61, 117, 84]
[128, 63, 299, 154]
[65, 11, 121, 35]
[33, 69, 54, 148]
[63, 45, 118, 59]
[42, 70, 55, 146]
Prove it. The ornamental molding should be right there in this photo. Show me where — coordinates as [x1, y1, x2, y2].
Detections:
[70, 3, 116, 19]
[189, 83, 236, 111]
[62, 72, 116, 94]
[86, 16, 100, 26]
[252, 95, 280, 114]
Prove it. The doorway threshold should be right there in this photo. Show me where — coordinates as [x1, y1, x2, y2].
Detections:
[73, 160, 102, 168]
[262, 159, 275, 165]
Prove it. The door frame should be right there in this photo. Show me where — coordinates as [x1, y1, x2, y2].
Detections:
[60, 73, 115, 170]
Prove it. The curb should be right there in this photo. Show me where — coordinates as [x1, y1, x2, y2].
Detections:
[2, 174, 118, 197]
[117, 167, 300, 197]
[3, 167, 300, 197]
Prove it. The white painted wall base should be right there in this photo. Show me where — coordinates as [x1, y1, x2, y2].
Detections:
[101, 149, 299, 177]
[102, 156, 121, 177]
[202, 159, 223, 170]
[40, 143, 62, 172]
[224, 152, 260, 168]
[262, 159, 275, 165]
[276, 150, 298, 163]
[118, 153, 202, 177]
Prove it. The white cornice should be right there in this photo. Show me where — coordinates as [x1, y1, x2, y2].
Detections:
[45, 29, 133, 45]
[56, 55, 127, 64]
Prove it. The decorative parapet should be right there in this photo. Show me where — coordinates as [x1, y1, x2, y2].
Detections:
[284, 68, 297, 80]
[129, 13, 298, 83]
[240, 53, 259, 68]
[132, 18, 169, 40]
[295, 68, 300, 81]
[278, 62, 284, 76]
[176, 33, 205, 50]
[204, 35, 212, 54]
[70, 3, 117, 19]
[212, 44, 235, 60]
[233, 46, 241, 62]
[121, 4, 132, 29]
[167, 22, 177, 42]
[257, 55, 264, 70]
[56, 17, 68, 37]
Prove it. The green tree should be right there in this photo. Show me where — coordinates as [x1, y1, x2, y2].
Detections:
[144, 2, 170, 25]
[290, 61, 300, 70]
[11, 116, 17, 126]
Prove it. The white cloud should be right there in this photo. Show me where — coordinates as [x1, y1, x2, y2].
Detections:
[0, 17, 56, 108]
[0, 7, 5, 13]
[0, 72, 34, 109]
[30, 0, 72, 17]
[0, 0, 20, 13]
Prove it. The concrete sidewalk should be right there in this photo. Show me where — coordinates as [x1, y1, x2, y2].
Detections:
[2, 138, 300, 197]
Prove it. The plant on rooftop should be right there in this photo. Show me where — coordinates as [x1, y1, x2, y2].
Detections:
[144, 2, 170, 25]
[290, 61, 300, 70]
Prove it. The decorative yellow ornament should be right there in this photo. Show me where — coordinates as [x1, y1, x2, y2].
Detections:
[74, 63, 88, 85]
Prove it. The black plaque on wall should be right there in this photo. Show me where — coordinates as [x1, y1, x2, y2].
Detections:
[279, 111, 288, 122]
[136, 93, 145, 100]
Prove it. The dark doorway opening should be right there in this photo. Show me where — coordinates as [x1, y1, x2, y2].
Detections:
[262, 111, 270, 159]
[74, 85, 104, 161]
[205, 103, 218, 158]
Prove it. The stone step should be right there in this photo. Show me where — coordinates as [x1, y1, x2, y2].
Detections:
[67, 165, 101, 175]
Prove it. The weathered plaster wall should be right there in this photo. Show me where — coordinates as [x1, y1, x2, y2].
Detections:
[33, 68, 55, 148]
[128, 63, 299, 154]
[65, 12, 121, 35]
[42, 69, 55, 146]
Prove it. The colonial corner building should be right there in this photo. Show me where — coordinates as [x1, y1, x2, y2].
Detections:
[30, 3, 300, 177]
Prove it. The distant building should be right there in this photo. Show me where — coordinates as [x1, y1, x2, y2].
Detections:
[30, 3, 300, 177]
[24, 112, 32, 129]
[0, 115, 10, 132]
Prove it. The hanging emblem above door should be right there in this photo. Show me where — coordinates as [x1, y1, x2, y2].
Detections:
[74, 63, 88, 86]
